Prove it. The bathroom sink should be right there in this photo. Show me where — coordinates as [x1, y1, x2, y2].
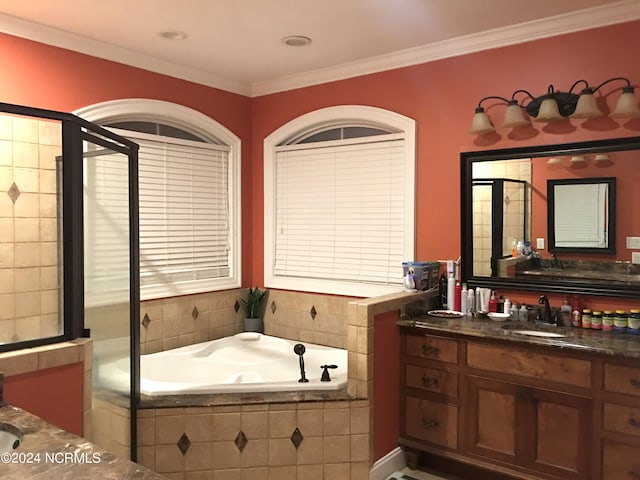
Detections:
[0, 422, 23, 453]
[508, 330, 567, 338]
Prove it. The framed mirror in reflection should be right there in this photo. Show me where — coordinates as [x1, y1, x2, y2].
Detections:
[461, 136, 640, 298]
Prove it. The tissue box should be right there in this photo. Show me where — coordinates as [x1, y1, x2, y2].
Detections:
[402, 261, 439, 291]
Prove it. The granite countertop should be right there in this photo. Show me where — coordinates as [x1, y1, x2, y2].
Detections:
[0, 403, 166, 480]
[398, 314, 640, 359]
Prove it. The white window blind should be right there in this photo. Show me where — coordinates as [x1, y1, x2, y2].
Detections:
[273, 134, 406, 286]
[132, 132, 232, 298]
[554, 183, 608, 247]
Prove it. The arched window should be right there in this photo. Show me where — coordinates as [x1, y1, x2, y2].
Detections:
[76, 99, 241, 300]
[264, 106, 415, 297]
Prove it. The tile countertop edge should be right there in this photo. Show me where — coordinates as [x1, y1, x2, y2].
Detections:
[398, 316, 640, 359]
[0, 403, 167, 479]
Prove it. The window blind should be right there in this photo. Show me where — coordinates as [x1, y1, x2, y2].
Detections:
[134, 134, 231, 297]
[274, 134, 406, 286]
[554, 183, 607, 247]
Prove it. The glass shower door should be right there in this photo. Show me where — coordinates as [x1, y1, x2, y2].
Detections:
[82, 133, 139, 460]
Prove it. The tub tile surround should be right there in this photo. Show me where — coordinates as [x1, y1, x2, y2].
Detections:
[132, 288, 430, 480]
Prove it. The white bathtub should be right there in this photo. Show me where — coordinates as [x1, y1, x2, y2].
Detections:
[138, 333, 348, 396]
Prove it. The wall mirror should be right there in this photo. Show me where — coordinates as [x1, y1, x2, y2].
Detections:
[461, 136, 640, 298]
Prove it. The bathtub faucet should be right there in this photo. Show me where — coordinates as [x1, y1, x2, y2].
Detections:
[293, 343, 309, 383]
[320, 365, 338, 382]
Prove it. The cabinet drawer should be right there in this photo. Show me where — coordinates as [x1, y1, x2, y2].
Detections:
[604, 364, 640, 397]
[602, 441, 640, 480]
[405, 364, 458, 397]
[405, 395, 457, 449]
[467, 342, 591, 388]
[406, 334, 457, 364]
[603, 403, 640, 438]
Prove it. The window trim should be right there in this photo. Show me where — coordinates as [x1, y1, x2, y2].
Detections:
[264, 105, 416, 298]
[75, 99, 242, 296]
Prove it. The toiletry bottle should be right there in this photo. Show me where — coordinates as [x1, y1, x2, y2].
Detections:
[439, 273, 447, 309]
[560, 298, 572, 327]
[497, 295, 505, 313]
[446, 261, 456, 312]
[510, 302, 518, 321]
[511, 239, 518, 257]
[504, 297, 511, 317]
[519, 304, 528, 321]
[488, 291, 497, 313]
[467, 288, 475, 314]
[454, 281, 462, 312]
[460, 284, 468, 315]
[571, 297, 582, 327]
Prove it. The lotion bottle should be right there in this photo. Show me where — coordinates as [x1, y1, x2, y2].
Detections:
[446, 261, 456, 311]
[460, 284, 468, 315]
[488, 290, 497, 313]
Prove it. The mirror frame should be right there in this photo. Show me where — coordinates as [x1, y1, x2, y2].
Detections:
[547, 176, 616, 254]
[461, 135, 640, 299]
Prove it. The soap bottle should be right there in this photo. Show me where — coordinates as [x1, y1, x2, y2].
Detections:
[510, 302, 518, 321]
[460, 284, 468, 315]
[439, 273, 447, 309]
[454, 281, 462, 312]
[560, 297, 572, 327]
[488, 291, 497, 313]
[446, 261, 456, 312]
[571, 296, 582, 327]
[467, 288, 475, 314]
[519, 304, 528, 321]
[511, 239, 518, 257]
[504, 297, 511, 316]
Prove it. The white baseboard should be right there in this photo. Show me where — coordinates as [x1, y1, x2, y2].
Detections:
[369, 447, 406, 480]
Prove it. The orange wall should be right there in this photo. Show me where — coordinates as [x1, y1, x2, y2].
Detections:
[3, 364, 84, 435]
[373, 310, 401, 460]
[250, 20, 640, 287]
[0, 32, 254, 286]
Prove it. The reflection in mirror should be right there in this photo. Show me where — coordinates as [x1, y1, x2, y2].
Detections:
[461, 136, 640, 298]
[548, 177, 615, 253]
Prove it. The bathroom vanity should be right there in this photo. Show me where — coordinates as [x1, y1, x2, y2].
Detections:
[397, 316, 640, 480]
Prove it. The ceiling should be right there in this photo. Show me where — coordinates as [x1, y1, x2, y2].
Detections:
[1, 0, 639, 97]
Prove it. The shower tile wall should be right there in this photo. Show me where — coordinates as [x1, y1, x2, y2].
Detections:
[0, 113, 61, 344]
[471, 159, 531, 277]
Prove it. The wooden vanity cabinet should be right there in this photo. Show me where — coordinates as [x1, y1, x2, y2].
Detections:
[600, 361, 640, 480]
[399, 328, 597, 480]
[465, 345, 592, 480]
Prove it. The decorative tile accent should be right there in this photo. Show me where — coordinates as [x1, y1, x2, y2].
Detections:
[141, 313, 151, 329]
[271, 300, 277, 314]
[504, 195, 511, 206]
[310, 306, 317, 320]
[7, 182, 20, 203]
[234, 300, 240, 313]
[192, 306, 199, 320]
[290, 427, 304, 449]
[234, 430, 248, 452]
[176, 433, 191, 455]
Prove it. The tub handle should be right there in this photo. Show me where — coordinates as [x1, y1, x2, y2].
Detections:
[321, 364, 338, 382]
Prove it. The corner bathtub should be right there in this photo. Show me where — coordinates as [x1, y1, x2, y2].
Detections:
[139, 333, 348, 396]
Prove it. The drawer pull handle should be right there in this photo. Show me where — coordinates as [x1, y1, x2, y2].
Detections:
[421, 375, 439, 387]
[631, 378, 640, 389]
[421, 418, 439, 430]
[629, 418, 640, 428]
[421, 344, 440, 356]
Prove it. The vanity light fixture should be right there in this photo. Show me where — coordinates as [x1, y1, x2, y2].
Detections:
[469, 77, 640, 134]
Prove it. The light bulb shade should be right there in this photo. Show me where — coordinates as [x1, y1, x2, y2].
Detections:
[610, 89, 640, 118]
[570, 155, 586, 164]
[594, 153, 610, 164]
[547, 157, 563, 165]
[502, 104, 530, 128]
[469, 110, 495, 134]
[534, 97, 564, 122]
[571, 91, 603, 119]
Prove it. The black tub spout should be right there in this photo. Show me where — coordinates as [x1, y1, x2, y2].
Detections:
[320, 364, 338, 382]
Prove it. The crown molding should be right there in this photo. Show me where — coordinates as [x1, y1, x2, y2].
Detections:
[0, 13, 251, 97]
[250, 0, 640, 97]
[1, 1, 639, 99]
